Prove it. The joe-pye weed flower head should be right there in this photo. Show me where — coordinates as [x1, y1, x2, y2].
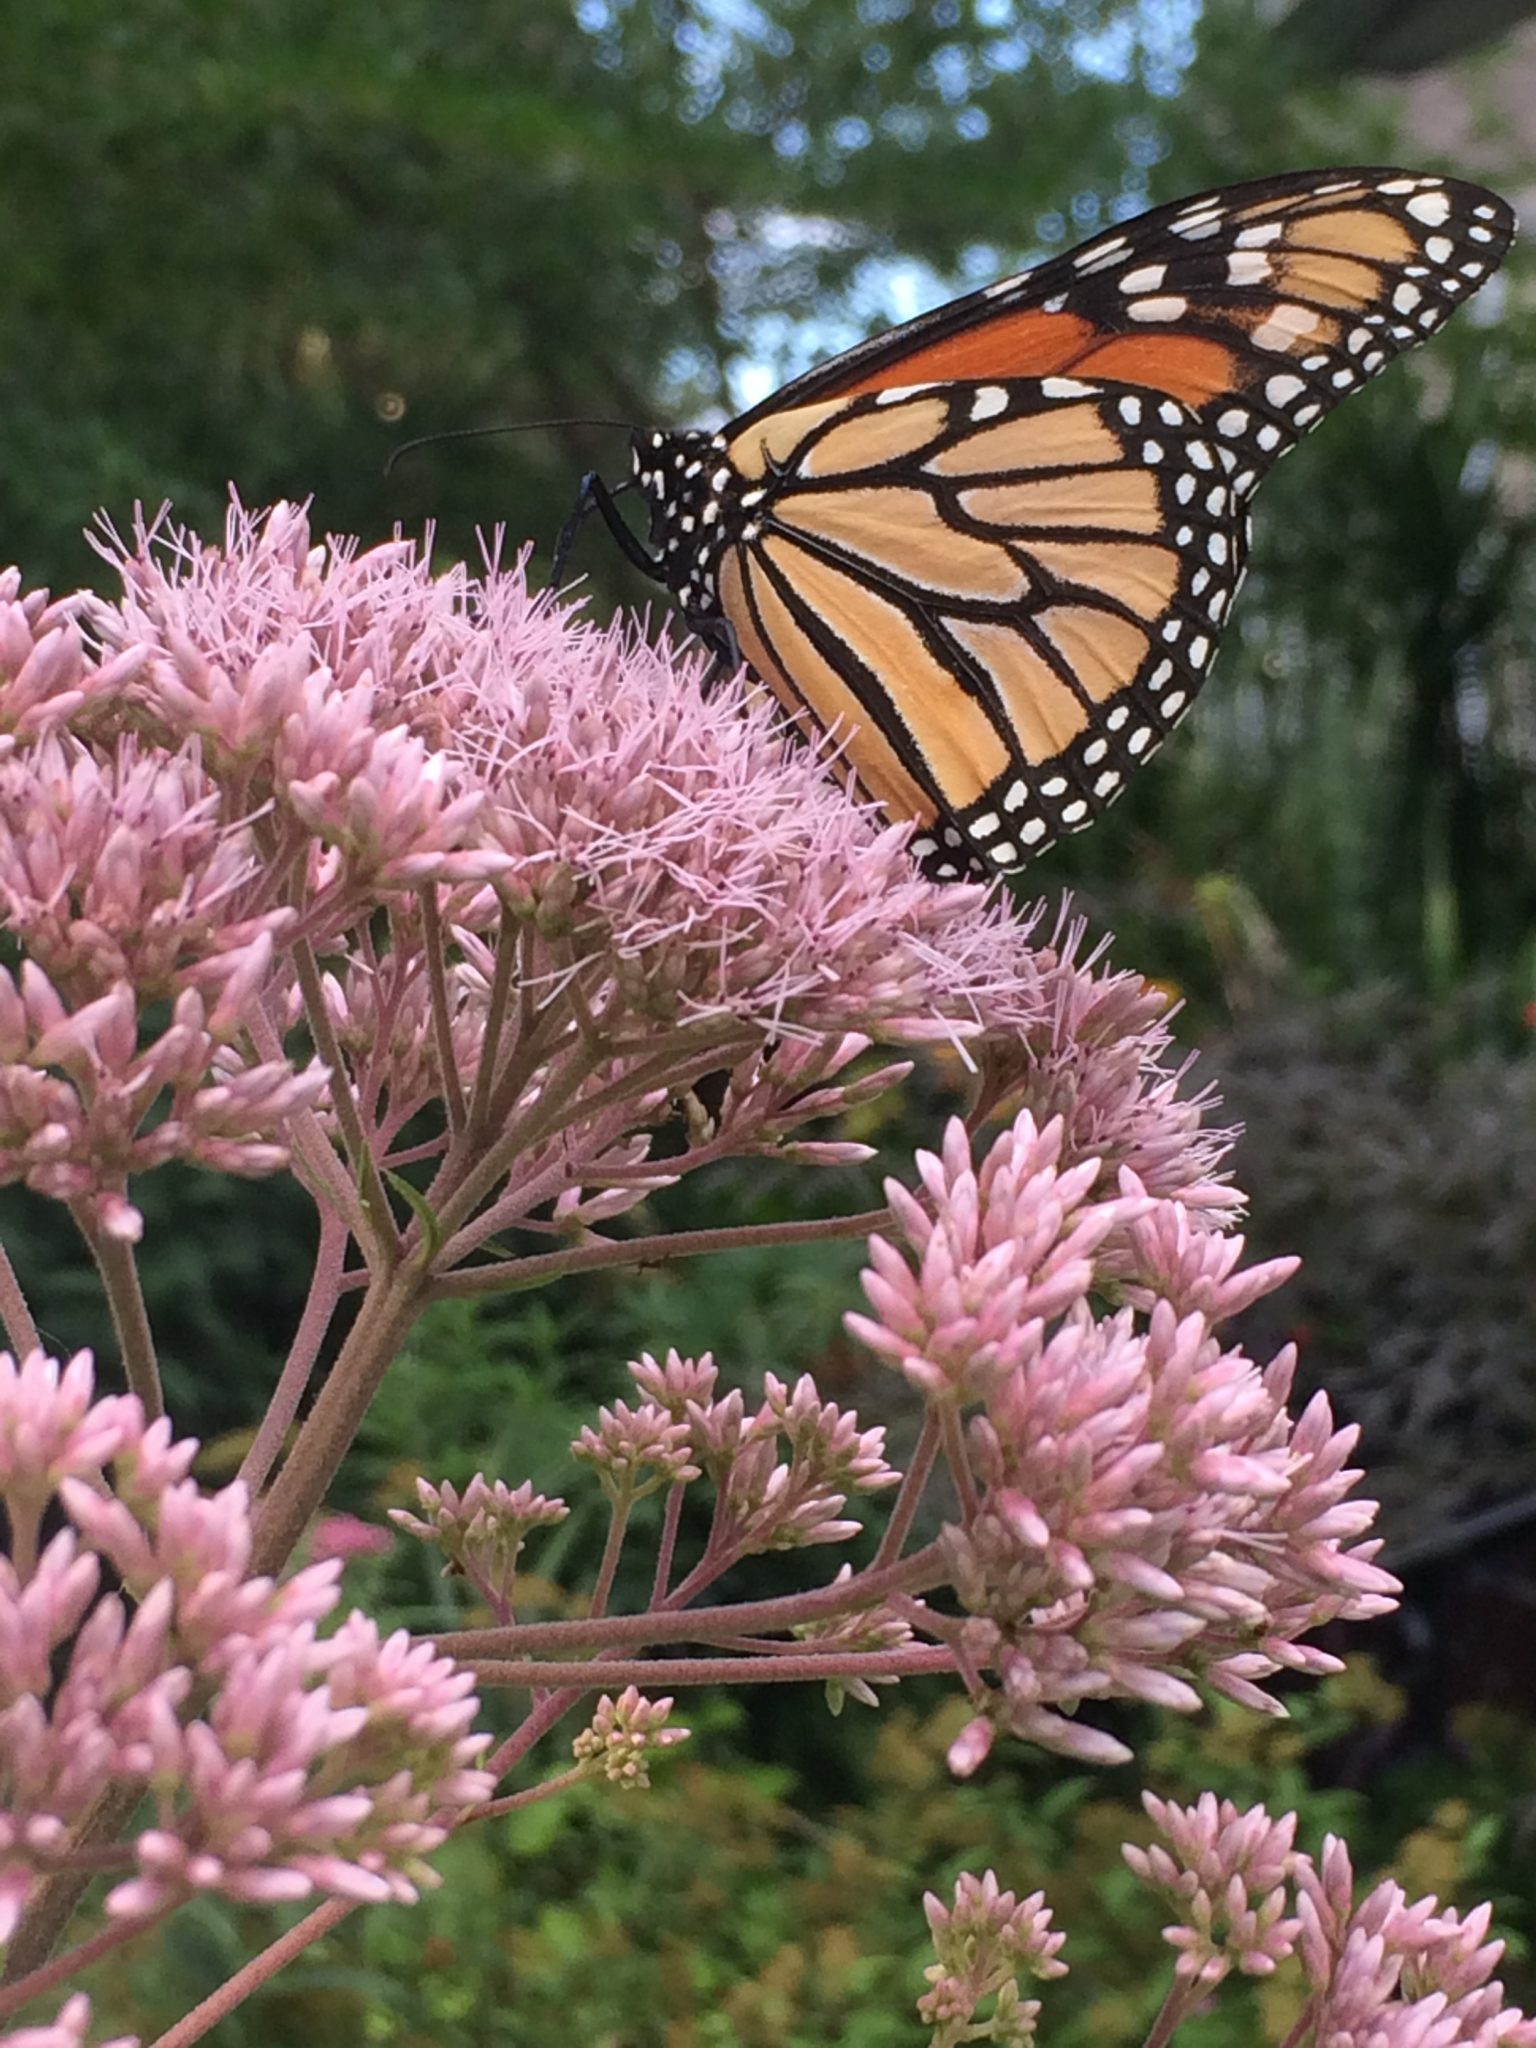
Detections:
[0, 496, 1231, 1279]
[0, 1351, 492, 1944]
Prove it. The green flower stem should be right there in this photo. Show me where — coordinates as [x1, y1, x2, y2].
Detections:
[940, 1402, 979, 1523]
[470, 1764, 588, 1824]
[467, 904, 520, 1136]
[651, 1480, 687, 1603]
[1140, 1979, 1203, 2048]
[590, 1491, 633, 1621]
[0, 1784, 143, 1987]
[873, 1408, 940, 1567]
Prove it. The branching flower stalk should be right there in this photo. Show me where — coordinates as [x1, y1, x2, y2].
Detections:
[0, 507, 1522, 2047]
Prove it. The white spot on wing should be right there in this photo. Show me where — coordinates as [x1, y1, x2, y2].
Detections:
[970, 386, 1009, 422]
[1226, 251, 1272, 286]
[1127, 295, 1190, 322]
[1251, 303, 1320, 352]
[1405, 190, 1452, 226]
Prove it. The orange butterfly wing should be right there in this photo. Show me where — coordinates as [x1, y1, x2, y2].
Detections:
[629, 169, 1516, 879]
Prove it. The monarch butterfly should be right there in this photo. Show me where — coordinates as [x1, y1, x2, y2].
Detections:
[557, 168, 1516, 880]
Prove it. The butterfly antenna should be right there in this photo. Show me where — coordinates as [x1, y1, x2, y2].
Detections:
[383, 415, 640, 479]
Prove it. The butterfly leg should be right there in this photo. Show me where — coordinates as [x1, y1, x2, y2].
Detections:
[691, 612, 743, 685]
[552, 471, 662, 587]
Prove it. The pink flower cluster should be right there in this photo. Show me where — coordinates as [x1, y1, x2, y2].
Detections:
[585, 1349, 901, 1555]
[0, 1350, 493, 1942]
[850, 1109, 1394, 1764]
[918, 1868, 1066, 2047]
[1124, 1794, 1536, 2046]
[391, 1476, 569, 1613]
[0, 497, 1233, 1263]
[571, 1687, 689, 1790]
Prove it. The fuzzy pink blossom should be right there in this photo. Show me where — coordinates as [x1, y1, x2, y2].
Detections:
[845, 1111, 1393, 1760]
[672, 1367, 900, 1556]
[0, 1352, 492, 1936]
[1117, 1805, 1536, 2048]
[847, 1108, 1150, 1401]
[0, 500, 1236, 1277]
[626, 1349, 720, 1418]
[0, 569, 144, 746]
[1123, 1791, 1301, 1985]
[310, 1514, 394, 1562]
[572, 1400, 701, 1500]
[1295, 1836, 1536, 2048]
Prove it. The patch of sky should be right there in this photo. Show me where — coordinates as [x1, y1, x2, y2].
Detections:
[625, 0, 1207, 421]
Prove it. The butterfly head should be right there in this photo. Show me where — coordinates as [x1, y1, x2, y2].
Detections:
[630, 427, 738, 619]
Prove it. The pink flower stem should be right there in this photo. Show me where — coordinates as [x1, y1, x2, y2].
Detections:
[245, 1000, 370, 1238]
[651, 1481, 687, 1604]
[427, 1041, 603, 1246]
[0, 1785, 143, 1986]
[470, 1764, 588, 1824]
[468, 1645, 957, 1689]
[0, 1909, 166, 2022]
[873, 1410, 940, 1566]
[75, 1207, 162, 1420]
[485, 1683, 583, 1780]
[467, 906, 519, 1136]
[0, 1236, 40, 1357]
[290, 935, 399, 1270]
[439, 1540, 949, 1657]
[239, 1209, 350, 1496]
[938, 1403, 979, 1523]
[417, 884, 467, 1137]
[250, 1262, 432, 1575]
[1140, 1980, 1203, 2048]
[590, 1494, 632, 1621]
[432, 1209, 891, 1300]
[146, 1897, 356, 2048]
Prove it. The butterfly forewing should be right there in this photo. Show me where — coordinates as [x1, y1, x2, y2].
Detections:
[621, 167, 1515, 881]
